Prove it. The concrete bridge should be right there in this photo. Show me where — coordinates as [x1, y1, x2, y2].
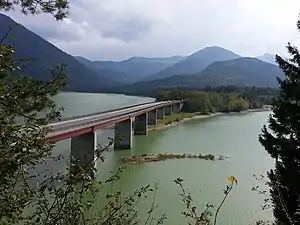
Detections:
[46, 100, 183, 177]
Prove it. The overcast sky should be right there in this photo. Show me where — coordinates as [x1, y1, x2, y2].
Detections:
[4, 0, 300, 61]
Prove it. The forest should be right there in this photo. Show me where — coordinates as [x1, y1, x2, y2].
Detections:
[155, 86, 277, 113]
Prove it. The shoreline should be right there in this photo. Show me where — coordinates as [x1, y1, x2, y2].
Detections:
[148, 108, 271, 132]
[148, 113, 222, 132]
[103, 108, 271, 132]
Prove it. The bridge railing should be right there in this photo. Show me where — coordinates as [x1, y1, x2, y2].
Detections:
[53, 101, 156, 123]
[48, 100, 182, 137]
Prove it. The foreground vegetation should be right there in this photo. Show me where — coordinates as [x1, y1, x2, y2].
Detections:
[156, 86, 276, 114]
[1, 1, 300, 225]
[0, 2, 239, 225]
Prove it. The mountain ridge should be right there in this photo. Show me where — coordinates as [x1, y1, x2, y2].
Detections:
[75, 55, 185, 83]
[0, 13, 114, 92]
[256, 53, 277, 65]
[1, 13, 283, 94]
[143, 46, 242, 81]
[112, 57, 284, 95]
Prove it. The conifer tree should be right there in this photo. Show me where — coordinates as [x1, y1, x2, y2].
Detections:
[259, 18, 300, 225]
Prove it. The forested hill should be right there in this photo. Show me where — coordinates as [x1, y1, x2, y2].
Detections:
[199, 57, 283, 87]
[144, 46, 241, 81]
[155, 87, 276, 114]
[0, 13, 114, 92]
[0, 13, 284, 94]
[76, 56, 185, 83]
[111, 57, 283, 96]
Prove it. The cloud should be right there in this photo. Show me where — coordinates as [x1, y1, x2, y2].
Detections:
[101, 17, 152, 42]
[4, 0, 300, 60]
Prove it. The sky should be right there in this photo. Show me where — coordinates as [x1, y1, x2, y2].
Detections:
[4, 0, 300, 61]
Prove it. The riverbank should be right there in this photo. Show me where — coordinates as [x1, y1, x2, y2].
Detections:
[148, 108, 270, 132]
[103, 108, 270, 132]
[148, 112, 222, 132]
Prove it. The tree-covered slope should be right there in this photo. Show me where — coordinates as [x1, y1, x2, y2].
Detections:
[76, 56, 185, 83]
[113, 57, 283, 95]
[144, 46, 241, 81]
[0, 13, 113, 92]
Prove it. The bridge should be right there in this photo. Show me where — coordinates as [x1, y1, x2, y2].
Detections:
[46, 100, 184, 177]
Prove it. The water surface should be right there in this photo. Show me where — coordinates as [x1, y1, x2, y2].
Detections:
[52, 92, 274, 224]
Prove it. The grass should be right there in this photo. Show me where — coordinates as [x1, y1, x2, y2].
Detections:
[157, 112, 199, 125]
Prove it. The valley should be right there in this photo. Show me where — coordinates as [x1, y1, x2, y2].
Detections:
[0, 13, 281, 95]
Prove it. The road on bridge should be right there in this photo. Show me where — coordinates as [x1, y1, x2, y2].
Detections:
[47, 101, 180, 142]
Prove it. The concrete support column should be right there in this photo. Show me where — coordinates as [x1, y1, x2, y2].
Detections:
[114, 118, 133, 150]
[173, 104, 178, 113]
[70, 132, 97, 179]
[148, 109, 157, 125]
[165, 105, 173, 115]
[134, 113, 148, 135]
[157, 107, 165, 119]
[180, 102, 184, 111]
[174, 103, 182, 113]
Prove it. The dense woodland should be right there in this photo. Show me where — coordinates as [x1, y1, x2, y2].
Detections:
[156, 86, 277, 113]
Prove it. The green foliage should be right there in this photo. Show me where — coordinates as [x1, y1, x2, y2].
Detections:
[0, 0, 69, 20]
[174, 176, 237, 225]
[155, 113, 197, 125]
[258, 22, 300, 224]
[157, 87, 275, 114]
[0, 2, 265, 225]
[0, 7, 166, 225]
[0, 33, 163, 225]
[0, 23, 67, 223]
[156, 87, 274, 114]
[0, 14, 111, 93]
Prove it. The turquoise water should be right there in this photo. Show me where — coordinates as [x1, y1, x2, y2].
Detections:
[51, 93, 274, 224]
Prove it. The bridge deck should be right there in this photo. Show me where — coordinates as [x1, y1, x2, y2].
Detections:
[47, 100, 181, 142]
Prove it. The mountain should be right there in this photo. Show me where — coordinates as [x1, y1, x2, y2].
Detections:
[199, 57, 283, 87]
[0, 13, 113, 92]
[76, 55, 185, 83]
[257, 53, 277, 65]
[115, 57, 283, 95]
[76, 56, 130, 84]
[144, 46, 241, 81]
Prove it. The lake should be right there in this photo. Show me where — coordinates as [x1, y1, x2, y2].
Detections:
[51, 92, 274, 225]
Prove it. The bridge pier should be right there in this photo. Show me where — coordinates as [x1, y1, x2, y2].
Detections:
[134, 113, 148, 135]
[157, 107, 165, 119]
[114, 118, 133, 150]
[165, 105, 173, 115]
[70, 132, 97, 179]
[174, 103, 182, 113]
[148, 109, 157, 125]
[180, 102, 184, 111]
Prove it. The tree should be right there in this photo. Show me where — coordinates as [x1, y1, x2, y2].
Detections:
[0, 19, 67, 225]
[0, 0, 69, 20]
[259, 19, 300, 224]
[0, 4, 164, 225]
[0, 3, 240, 225]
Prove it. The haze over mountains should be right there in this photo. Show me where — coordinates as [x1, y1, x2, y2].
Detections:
[143, 46, 241, 81]
[256, 53, 277, 65]
[75, 55, 185, 83]
[0, 14, 117, 92]
[0, 13, 283, 94]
